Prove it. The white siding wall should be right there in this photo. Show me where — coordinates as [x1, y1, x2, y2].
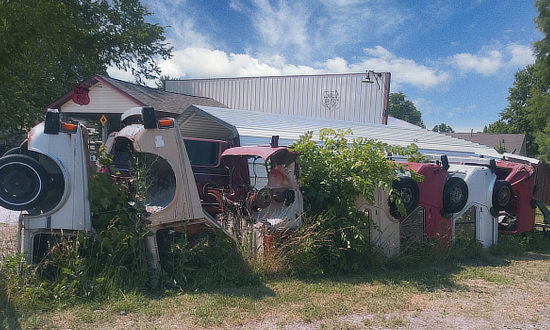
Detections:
[61, 82, 139, 114]
[165, 73, 390, 124]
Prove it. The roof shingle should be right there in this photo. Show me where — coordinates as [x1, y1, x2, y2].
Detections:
[447, 133, 526, 155]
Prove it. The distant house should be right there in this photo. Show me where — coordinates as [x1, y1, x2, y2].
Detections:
[45, 74, 227, 130]
[448, 133, 527, 156]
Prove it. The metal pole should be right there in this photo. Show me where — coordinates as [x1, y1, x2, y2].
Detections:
[102, 122, 108, 143]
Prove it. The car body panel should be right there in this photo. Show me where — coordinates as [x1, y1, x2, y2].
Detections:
[447, 164, 498, 248]
[107, 123, 220, 232]
[494, 160, 536, 234]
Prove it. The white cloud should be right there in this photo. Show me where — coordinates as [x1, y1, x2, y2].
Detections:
[158, 48, 281, 78]
[349, 47, 450, 89]
[452, 50, 504, 76]
[107, 66, 138, 83]
[506, 44, 535, 67]
[108, 45, 449, 90]
[250, 0, 311, 60]
[450, 43, 534, 76]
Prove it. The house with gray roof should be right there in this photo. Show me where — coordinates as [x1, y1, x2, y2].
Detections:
[448, 133, 527, 156]
[46, 74, 227, 123]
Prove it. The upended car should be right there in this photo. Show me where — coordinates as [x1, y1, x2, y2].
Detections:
[0, 109, 92, 262]
[356, 158, 463, 257]
[107, 107, 303, 259]
[447, 160, 513, 248]
[492, 160, 536, 234]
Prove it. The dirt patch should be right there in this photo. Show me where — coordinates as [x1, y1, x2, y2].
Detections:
[0, 223, 17, 258]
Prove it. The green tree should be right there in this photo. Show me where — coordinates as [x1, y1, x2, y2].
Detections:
[485, 1, 550, 159]
[498, 66, 541, 155]
[529, 0, 550, 160]
[0, 0, 172, 135]
[432, 123, 454, 133]
[534, 0, 550, 82]
[388, 92, 425, 128]
[483, 119, 510, 133]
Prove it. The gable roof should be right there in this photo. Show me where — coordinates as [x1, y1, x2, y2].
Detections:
[447, 133, 526, 155]
[45, 74, 227, 115]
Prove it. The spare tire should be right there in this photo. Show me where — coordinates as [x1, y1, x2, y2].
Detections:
[443, 176, 468, 214]
[492, 180, 512, 211]
[2, 147, 21, 156]
[389, 177, 419, 218]
[253, 188, 273, 209]
[0, 154, 49, 211]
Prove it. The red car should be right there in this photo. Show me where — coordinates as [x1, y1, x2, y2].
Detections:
[393, 161, 460, 251]
[494, 160, 536, 234]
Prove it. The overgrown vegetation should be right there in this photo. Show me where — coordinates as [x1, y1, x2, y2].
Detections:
[279, 129, 424, 275]
[1, 128, 548, 327]
[0, 148, 257, 314]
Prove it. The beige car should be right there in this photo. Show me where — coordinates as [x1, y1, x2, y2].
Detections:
[107, 106, 303, 263]
[106, 106, 224, 266]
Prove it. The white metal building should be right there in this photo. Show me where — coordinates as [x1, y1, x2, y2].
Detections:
[177, 105, 533, 162]
[165, 72, 391, 125]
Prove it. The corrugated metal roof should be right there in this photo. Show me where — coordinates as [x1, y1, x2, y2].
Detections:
[189, 105, 505, 159]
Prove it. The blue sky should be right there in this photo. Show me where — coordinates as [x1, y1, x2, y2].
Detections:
[108, 0, 540, 132]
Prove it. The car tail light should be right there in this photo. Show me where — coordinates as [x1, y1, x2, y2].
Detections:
[158, 119, 175, 129]
[60, 123, 78, 133]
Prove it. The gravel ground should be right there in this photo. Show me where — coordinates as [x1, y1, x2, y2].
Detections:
[0, 207, 20, 224]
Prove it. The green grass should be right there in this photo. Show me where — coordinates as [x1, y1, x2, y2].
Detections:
[3, 230, 550, 328]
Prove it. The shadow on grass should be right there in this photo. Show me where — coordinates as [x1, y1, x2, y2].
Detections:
[276, 232, 550, 294]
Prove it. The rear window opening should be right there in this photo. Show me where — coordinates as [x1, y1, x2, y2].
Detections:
[184, 139, 221, 166]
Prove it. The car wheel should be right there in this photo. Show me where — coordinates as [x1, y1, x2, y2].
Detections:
[2, 147, 21, 156]
[390, 177, 419, 218]
[254, 188, 273, 209]
[0, 154, 49, 211]
[492, 180, 512, 211]
[443, 177, 468, 214]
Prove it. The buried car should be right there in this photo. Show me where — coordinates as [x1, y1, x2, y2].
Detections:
[105, 107, 226, 266]
[492, 160, 536, 234]
[0, 109, 92, 262]
[356, 158, 461, 257]
[181, 137, 303, 232]
[109, 107, 303, 258]
[447, 160, 513, 248]
[219, 142, 303, 231]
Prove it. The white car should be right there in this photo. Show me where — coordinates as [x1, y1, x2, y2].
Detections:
[447, 161, 512, 248]
[0, 109, 92, 262]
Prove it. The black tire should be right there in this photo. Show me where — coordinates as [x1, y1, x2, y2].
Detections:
[3, 140, 29, 156]
[443, 177, 468, 214]
[0, 154, 49, 211]
[2, 147, 21, 156]
[389, 177, 419, 218]
[492, 180, 512, 211]
[254, 188, 273, 209]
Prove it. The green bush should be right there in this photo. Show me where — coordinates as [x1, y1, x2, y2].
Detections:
[285, 129, 424, 275]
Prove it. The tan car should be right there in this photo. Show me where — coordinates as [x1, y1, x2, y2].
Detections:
[106, 107, 224, 266]
[108, 107, 303, 263]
